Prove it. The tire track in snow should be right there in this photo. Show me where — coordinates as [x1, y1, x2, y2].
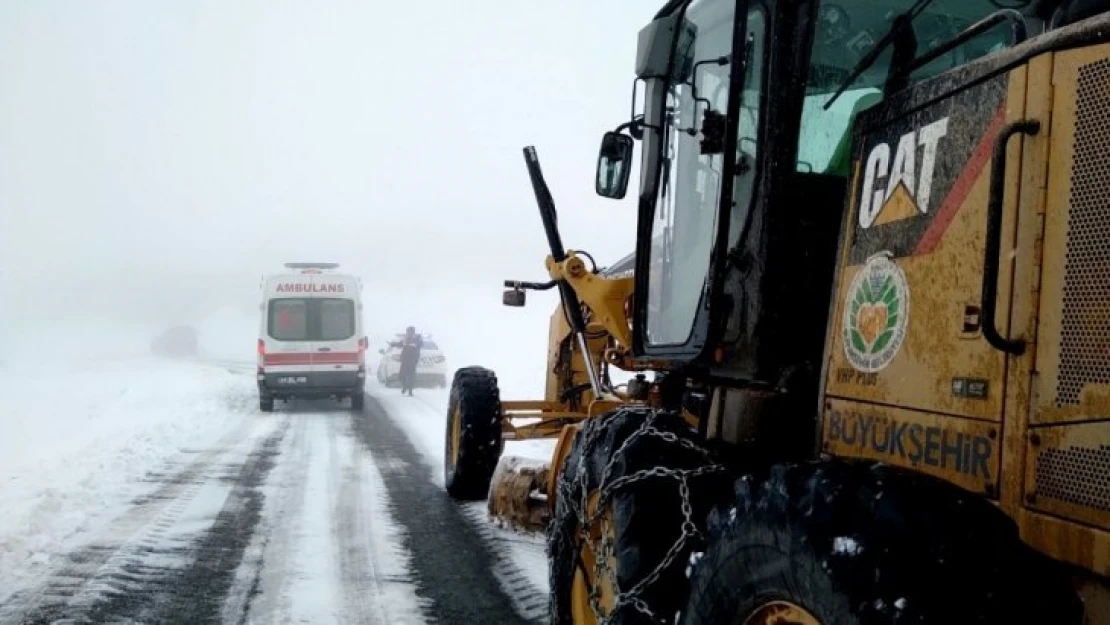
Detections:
[0, 417, 287, 624]
[332, 416, 429, 625]
[129, 419, 288, 624]
[352, 396, 537, 625]
[0, 419, 264, 623]
[224, 411, 427, 625]
[376, 386, 551, 622]
[456, 502, 550, 622]
[221, 413, 312, 624]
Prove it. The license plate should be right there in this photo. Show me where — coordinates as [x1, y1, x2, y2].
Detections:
[277, 376, 308, 385]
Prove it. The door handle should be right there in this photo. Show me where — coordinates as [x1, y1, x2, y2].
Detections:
[981, 118, 1040, 356]
[317, 347, 331, 352]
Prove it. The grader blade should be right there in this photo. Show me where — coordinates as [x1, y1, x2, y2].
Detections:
[487, 455, 551, 533]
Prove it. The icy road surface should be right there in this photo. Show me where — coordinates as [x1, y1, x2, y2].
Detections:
[0, 358, 551, 624]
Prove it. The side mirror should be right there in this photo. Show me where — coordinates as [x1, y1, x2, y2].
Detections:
[596, 132, 634, 199]
[503, 288, 526, 307]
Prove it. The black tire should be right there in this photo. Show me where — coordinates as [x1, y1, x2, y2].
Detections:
[548, 406, 733, 625]
[444, 366, 503, 499]
[259, 395, 274, 412]
[350, 392, 364, 412]
[681, 459, 1084, 625]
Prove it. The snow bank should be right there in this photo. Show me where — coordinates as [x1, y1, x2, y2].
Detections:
[0, 355, 255, 590]
[4, 318, 161, 368]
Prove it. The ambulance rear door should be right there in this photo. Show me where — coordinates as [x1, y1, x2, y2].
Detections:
[261, 273, 317, 387]
[307, 274, 362, 382]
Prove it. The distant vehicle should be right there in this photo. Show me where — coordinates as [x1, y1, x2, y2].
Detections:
[150, 325, 199, 359]
[256, 262, 367, 412]
[376, 333, 447, 388]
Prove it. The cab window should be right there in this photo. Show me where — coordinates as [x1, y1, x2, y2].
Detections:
[796, 0, 1018, 176]
[644, 2, 767, 347]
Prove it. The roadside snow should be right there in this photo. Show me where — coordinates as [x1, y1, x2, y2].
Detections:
[0, 356, 255, 592]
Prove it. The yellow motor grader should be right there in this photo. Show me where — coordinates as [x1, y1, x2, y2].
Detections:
[442, 231, 670, 531]
[450, 0, 1110, 623]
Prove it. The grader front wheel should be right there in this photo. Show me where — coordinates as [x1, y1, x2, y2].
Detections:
[443, 366, 504, 500]
[547, 405, 732, 625]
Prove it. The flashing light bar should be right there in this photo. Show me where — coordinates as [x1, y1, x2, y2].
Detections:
[283, 262, 340, 270]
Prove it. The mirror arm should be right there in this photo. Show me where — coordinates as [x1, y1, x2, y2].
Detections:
[504, 279, 557, 291]
[686, 55, 729, 101]
[615, 117, 658, 141]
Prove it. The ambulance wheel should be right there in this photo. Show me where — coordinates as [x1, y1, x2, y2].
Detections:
[680, 459, 1084, 625]
[444, 366, 503, 500]
[259, 395, 274, 412]
[350, 392, 364, 412]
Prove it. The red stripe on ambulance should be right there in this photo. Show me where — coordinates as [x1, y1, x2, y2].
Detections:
[263, 352, 360, 366]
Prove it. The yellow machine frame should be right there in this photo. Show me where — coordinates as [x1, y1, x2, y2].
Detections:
[499, 250, 657, 443]
[819, 45, 1110, 611]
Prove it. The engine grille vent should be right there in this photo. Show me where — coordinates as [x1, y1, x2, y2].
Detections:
[1034, 443, 1110, 517]
[1056, 58, 1110, 407]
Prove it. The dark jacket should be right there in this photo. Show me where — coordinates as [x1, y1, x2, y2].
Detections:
[398, 334, 423, 368]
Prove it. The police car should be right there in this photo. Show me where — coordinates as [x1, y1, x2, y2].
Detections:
[375, 333, 448, 388]
[257, 262, 367, 412]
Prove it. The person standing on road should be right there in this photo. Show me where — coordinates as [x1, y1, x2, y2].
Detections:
[398, 326, 423, 396]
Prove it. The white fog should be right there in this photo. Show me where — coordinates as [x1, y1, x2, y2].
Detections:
[0, 0, 654, 399]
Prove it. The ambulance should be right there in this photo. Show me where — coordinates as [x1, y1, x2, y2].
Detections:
[257, 262, 367, 412]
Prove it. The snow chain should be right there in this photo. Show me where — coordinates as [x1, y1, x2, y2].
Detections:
[551, 408, 727, 625]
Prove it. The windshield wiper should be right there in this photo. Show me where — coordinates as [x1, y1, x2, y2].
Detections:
[823, 0, 936, 110]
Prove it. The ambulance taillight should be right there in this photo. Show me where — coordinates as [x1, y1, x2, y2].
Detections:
[257, 339, 266, 379]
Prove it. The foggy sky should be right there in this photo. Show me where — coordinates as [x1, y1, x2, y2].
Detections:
[0, 0, 657, 330]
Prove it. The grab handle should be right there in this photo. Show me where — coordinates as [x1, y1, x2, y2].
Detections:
[981, 119, 1039, 356]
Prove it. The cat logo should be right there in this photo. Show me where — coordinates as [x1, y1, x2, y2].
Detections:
[858, 117, 949, 229]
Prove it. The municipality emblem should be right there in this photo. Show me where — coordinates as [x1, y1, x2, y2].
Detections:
[843, 252, 909, 372]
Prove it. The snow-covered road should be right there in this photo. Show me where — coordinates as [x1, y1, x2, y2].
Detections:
[0, 358, 553, 624]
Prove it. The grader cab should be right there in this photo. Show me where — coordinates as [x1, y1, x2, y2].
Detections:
[450, 0, 1110, 623]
